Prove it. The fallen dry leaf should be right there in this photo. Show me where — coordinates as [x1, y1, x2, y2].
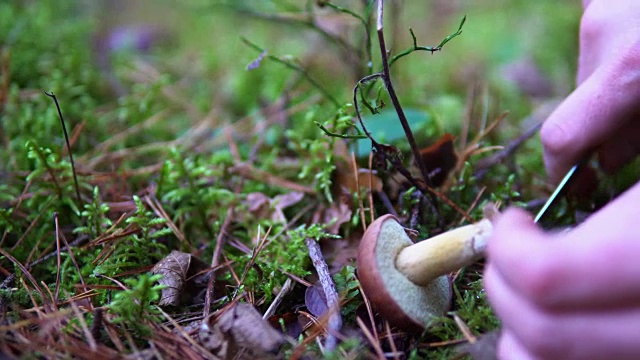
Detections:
[418, 133, 458, 187]
[200, 302, 287, 359]
[245, 191, 304, 223]
[334, 166, 384, 195]
[317, 196, 352, 235]
[152, 250, 210, 306]
[333, 139, 383, 196]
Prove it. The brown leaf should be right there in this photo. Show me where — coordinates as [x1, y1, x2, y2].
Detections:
[246, 192, 270, 214]
[200, 302, 287, 359]
[151, 250, 191, 306]
[418, 133, 458, 187]
[151, 250, 210, 306]
[313, 197, 359, 272]
[333, 139, 383, 195]
[317, 197, 352, 235]
[272, 191, 304, 210]
[245, 191, 304, 223]
[335, 167, 384, 195]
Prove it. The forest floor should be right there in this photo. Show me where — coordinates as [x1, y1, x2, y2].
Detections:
[1, 1, 610, 359]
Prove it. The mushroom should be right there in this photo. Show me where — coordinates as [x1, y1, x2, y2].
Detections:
[357, 205, 498, 331]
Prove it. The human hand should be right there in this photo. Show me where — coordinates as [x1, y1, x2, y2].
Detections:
[484, 181, 640, 359]
[540, 0, 640, 183]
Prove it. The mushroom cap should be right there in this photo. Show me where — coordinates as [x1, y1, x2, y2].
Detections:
[357, 214, 452, 331]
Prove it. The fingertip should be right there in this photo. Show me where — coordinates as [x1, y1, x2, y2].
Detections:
[494, 207, 535, 232]
[488, 207, 537, 254]
[540, 117, 572, 157]
[498, 331, 537, 360]
[541, 111, 578, 184]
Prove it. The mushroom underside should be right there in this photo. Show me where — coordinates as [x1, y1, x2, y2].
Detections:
[357, 215, 452, 330]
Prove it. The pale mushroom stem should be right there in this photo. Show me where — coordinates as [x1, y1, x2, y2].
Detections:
[395, 218, 493, 287]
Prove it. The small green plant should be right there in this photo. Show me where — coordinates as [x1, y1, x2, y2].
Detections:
[107, 273, 165, 337]
[92, 195, 170, 277]
[333, 264, 361, 322]
[74, 187, 112, 238]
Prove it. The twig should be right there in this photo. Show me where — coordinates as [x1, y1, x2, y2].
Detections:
[228, 4, 363, 77]
[368, 152, 376, 221]
[474, 121, 542, 181]
[236, 225, 273, 299]
[204, 207, 234, 318]
[304, 237, 342, 351]
[69, 298, 97, 352]
[0, 248, 48, 305]
[230, 162, 316, 195]
[263, 277, 293, 319]
[350, 2, 466, 223]
[91, 308, 104, 345]
[452, 312, 477, 344]
[351, 153, 368, 233]
[384, 321, 401, 360]
[388, 16, 466, 68]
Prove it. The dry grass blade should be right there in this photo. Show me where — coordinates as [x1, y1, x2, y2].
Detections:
[156, 306, 217, 359]
[145, 193, 188, 244]
[0, 248, 48, 305]
[452, 312, 477, 344]
[384, 321, 401, 360]
[356, 316, 385, 360]
[69, 298, 98, 351]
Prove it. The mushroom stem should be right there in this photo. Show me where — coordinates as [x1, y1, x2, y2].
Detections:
[395, 218, 493, 287]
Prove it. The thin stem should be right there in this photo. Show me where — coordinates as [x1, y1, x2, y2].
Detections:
[315, 122, 367, 139]
[45, 92, 82, 205]
[358, 81, 381, 114]
[322, 1, 373, 71]
[241, 37, 341, 108]
[353, 73, 384, 142]
[375, 1, 438, 204]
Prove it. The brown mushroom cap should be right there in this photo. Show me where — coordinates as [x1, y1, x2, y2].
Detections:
[357, 214, 452, 331]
